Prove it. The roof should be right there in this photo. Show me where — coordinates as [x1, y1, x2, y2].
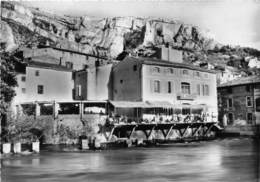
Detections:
[126, 56, 216, 74]
[109, 101, 174, 108]
[26, 61, 73, 72]
[218, 75, 260, 88]
[38, 45, 108, 60]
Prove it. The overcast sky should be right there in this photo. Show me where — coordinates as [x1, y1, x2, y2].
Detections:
[23, 0, 260, 50]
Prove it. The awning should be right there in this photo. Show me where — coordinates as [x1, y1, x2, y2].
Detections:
[109, 101, 174, 108]
[109, 101, 148, 108]
[145, 101, 174, 108]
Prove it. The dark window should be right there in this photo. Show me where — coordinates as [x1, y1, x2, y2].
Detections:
[22, 88, 26, 93]
[166, 68, 174, 74]
[227, 87, 232, 94]
[227, 98, 233, 108]
[35, 70, 40, 76]
[203, 84, 209, 96]
[133, 65, 137, 71]
[228, 113, 233, 125]
[181, 82, 190, 94]
[21, 76, 26, 82]
[247, 113, 253, 124]
[246, 85, 251, 92]
[86, 56, 89, 60]
[120, 79, 123, 84]
[197, 84, 200, 95]
[37, 85, 44, 94]
[153, 67, 160, 73]
[256, 98, 260, 112]
[154, 80, 160, 93]
[182, 107, 191, 115]
[246, 96, 253, 107]
[195, 72, 200, 77]
[66, 62, 73, 69]
[168, 81, 172, 93]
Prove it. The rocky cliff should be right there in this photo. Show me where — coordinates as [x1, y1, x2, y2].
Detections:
[1, 1, 260, 78]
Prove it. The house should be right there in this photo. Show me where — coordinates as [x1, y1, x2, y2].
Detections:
[19, 45, 108, 70]
[12, 59, 75, 116]
[73, 63, 115, 114]
[111, 55, 218, 121]
[14, 60, 74, 104]
[218, 76, 260, 125]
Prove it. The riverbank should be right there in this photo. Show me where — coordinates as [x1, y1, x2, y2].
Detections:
[1, 135, 258, 156]
[2, 138, 259, 182]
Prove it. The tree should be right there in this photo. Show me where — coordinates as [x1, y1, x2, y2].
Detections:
[0, 52, 18, 141]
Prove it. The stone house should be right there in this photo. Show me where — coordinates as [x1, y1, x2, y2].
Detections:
[111, 56, 218, 121]
[218, 76, 260, 125]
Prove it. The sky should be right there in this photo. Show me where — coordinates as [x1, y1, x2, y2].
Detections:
[22, 0, 260, 50]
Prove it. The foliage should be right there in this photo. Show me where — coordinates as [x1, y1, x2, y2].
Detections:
[3, 116, 54, 143]
[0, 52, 18, 115]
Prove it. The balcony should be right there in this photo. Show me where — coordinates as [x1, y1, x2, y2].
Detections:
[177, 93, 197, 100]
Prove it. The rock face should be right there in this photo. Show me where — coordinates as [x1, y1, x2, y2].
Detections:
[0, 1, 217, 58]
[1, 1, 260, 80]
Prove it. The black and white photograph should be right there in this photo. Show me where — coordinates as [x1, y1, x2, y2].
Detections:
[0, 0, 260, 181]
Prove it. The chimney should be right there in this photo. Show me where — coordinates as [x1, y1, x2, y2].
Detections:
[160, 45, 183, 63]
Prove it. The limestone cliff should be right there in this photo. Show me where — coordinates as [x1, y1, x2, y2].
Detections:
[0, 1, 217, 56]
[1, 1, 260, 79]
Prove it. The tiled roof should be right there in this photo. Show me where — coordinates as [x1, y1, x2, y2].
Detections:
[218, 75, 260, 88]
[127, 56, 216, 74]
[38, 45, 108, 59]
[26, 60, 73, 72]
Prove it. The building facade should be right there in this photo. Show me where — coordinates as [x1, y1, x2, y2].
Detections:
[111, 56, 218, 121]
[74, 63, 113, 101]
[14, 61, 74, 105]
[218, 76, 260, 125]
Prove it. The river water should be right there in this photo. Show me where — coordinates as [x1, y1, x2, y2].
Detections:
[2, 138, 260, 182]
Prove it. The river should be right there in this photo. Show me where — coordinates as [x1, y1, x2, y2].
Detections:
[1, 138, 260, 182]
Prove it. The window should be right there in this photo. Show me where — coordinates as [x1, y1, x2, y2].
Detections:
[120, 79, 123, 84]
[76, 85, 81, 97]
[246, 85, 251, 92]
[181, 82, 190, 94]
[182, 107, 191, 115]
[166, 68, 174, 74]
[167, 81, 172, 93]
[21, 88, 26, 93]
[247, 113, 253, 124]
[153, 67, 160, 73]
[133, 65, 137, 71]
[227, 98, 233, 108]
[246, 96, 253, 107]
[66, 62, 73, 69]
[154, 80, 160, 93]
[195, 72, 200, 77]
[256, 98, 260, 112]
[227, 87, 232, 94]
[21, 76, 26, 82]
[182, 70, 189, 75]
[228, 113, 233, 125]
[35, 70, 40, 76]
[86, 55, 89, 60]
[197, 84, 200, 95]
[37, 85, 44, 94]
[202, 84, 209, 96]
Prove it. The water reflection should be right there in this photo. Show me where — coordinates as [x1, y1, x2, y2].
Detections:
[2, 138, 259, 182]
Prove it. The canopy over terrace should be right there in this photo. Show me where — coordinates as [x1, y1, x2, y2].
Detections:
[109, 101, 210, 120]
[109, 101, 177, 120]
